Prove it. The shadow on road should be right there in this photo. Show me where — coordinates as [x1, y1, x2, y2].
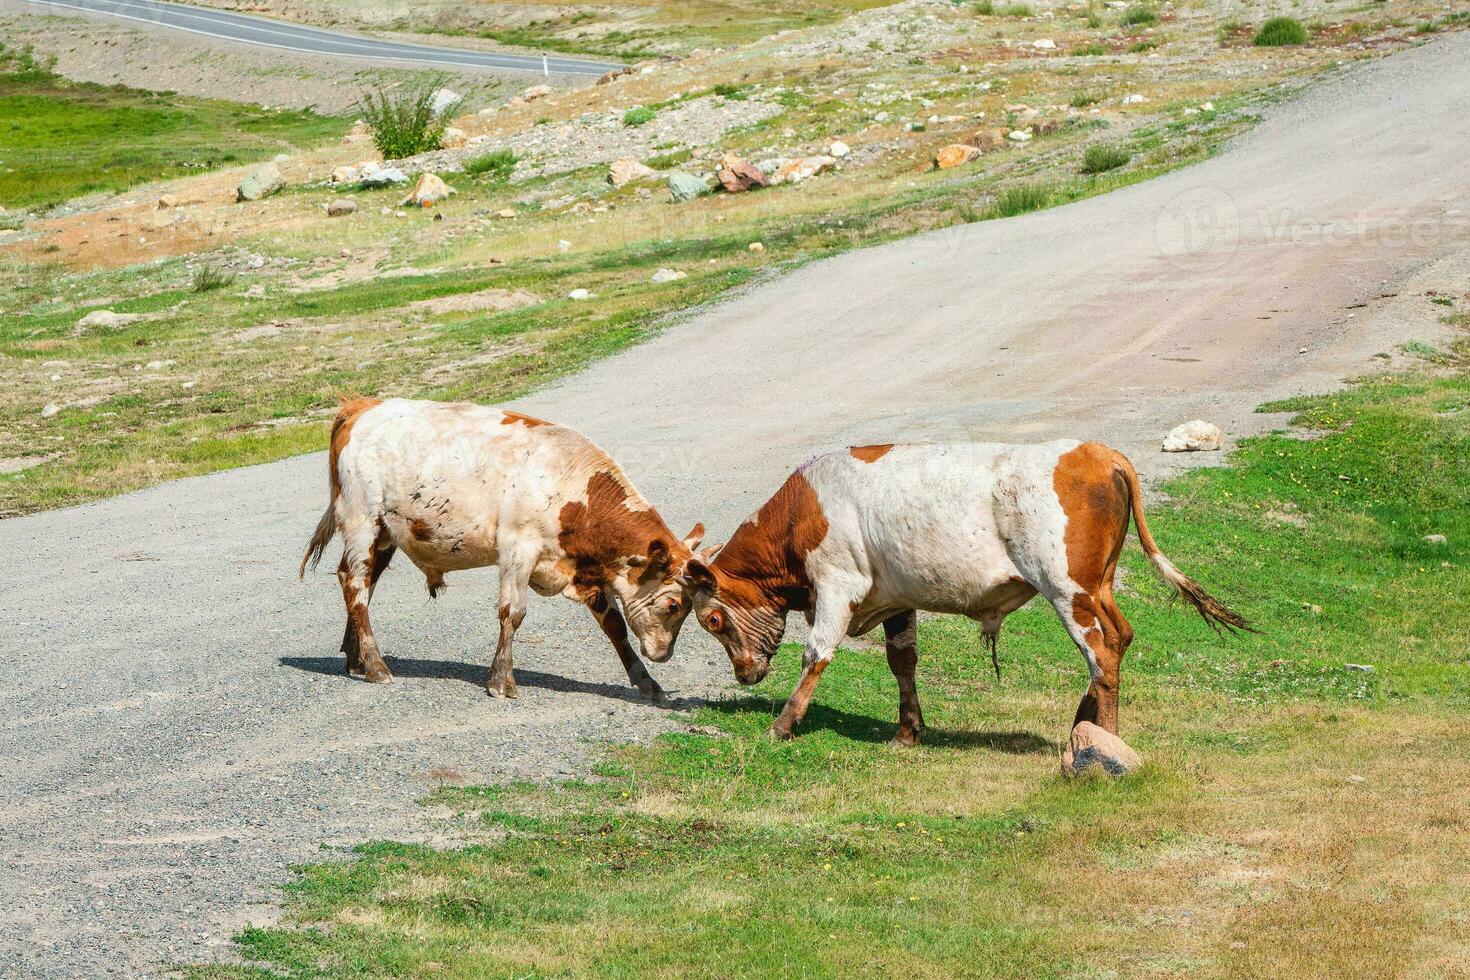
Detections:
[703, 695, 1056, 753]
[277, 656, 689, 707]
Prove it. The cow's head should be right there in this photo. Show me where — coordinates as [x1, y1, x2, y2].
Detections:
[616, 524, 707, 662]
[681, 558, 790, 684]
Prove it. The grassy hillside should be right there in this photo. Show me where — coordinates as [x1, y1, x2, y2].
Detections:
[0, 45, 345, 211]
[194, 349, 1469, 977]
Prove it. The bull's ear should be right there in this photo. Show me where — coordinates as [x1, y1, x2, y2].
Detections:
[680, 558, 717, 591]
[646, 538, 671, 570]
[696, 541, 723, 561]
[682, 522, 706, 551]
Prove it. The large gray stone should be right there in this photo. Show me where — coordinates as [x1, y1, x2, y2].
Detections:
[668, 172, 711, 203]
[1061, 722, 1143, 777]
[235, 164, 283, 202]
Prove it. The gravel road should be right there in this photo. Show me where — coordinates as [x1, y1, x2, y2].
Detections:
[1, 32, 1466, 978]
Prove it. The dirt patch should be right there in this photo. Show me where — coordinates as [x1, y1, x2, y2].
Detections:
[406, 287, 542, 315]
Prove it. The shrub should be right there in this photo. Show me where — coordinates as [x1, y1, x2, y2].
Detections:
[712, 83, 748, 101]
[988, 183, 1051, 218]
[645, 148, 692, 169]
[463, 148, 518, 181]
[1253, 16, 1307, 46]
[1069, 90, 1101, 107]
[191, 263, 236, 293]
[1000, 2, 1033, 15]
[972, 0, 995, 13]
[1129, 38, 1159, 52]
[1081, 142, 1130, 174]
[1072, 42, 1108, 55]
[1120, 5, 1156, 25]
[357, 77, 455, 159]
[622, 106, 656, 126]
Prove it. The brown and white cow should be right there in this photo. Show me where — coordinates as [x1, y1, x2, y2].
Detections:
[682, 441, 1248, 743]
[300, 397, 704, 699]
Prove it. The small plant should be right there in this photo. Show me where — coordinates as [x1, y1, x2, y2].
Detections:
[1415, 19, 1440, 34]
[972, 0, 995, 13]
[1069, 91, 1101, 107]
[645, 148, 692, 169]
[622, 106, 656, 126]
[1217, 16, 1245, 41]
[1120, 5, 1157, 26]
[356, 76, 455, 159]
[712, 83, 748, 101]
[1129, 38, 1160, 52]
[1000, 2, 1033, 15]
[463, 148, 518, 182]
[988, 183, 1052, 218]
[0, 209, 28, 231]
[1073, 42, 1108, 55]
[191, 263, 236, 293]
[1081, 142, 1130, 174]
[1253, 16, 1308, 46]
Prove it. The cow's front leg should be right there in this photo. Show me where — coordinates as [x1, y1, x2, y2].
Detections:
[770, 596, 854, 741]
[487, 564, 530, 699]
[587, 592, 664, 700]
[883, 610, 924, 746]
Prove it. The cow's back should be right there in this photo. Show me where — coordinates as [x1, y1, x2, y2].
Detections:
[801, 441, 1081, 610]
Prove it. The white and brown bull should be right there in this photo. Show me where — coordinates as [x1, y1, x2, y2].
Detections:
[300, 397, 704, 699]
[683, 441, 1249, 742]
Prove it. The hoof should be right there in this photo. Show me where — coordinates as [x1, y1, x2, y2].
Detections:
[889, 729, 921, 748]
[486, 677, 518, 699]
[363, 669, 393, 684]
[766, 724, 794, 742]
[637, 680, 667, 702]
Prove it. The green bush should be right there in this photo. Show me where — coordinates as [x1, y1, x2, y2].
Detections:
[972, 0, 995, 13]
[1253, 16, 1308, 46]
[463, 148, 518, 181]
[1000, 2, 1033, 15]
[191, 263, 236, 293]
[1072, 42, 1108, 56]
[712, 83, 748, 101]
[1081, 142, 1130, 174]
[645, 148, 692, 169]
[988, 183, 1052, 218]
[622, 106, 656, 126]
[357, 77, 455, 160]
[1068, 90, 1101, 107]
[1120, 5, 1157, 25]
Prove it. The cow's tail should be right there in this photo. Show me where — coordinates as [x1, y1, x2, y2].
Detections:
[300, 503, 337, 579]
[1116, 455, 1253, 635]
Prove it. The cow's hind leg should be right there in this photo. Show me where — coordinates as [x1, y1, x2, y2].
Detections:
[588, 593, 664, 700]
[338, 523, 393, 684]
[340, 538, 395, 675]
[883, 611, 923, 746]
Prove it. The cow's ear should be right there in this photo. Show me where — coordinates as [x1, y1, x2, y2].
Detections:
[680, 558, 717, 591]
[682, 523, 706, 551]
[646, 538, 671, 571]
[696, 541, 723, 561]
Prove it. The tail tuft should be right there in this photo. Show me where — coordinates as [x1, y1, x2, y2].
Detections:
[299, 505, 336, 579]
[1152, 555, 1255, 635]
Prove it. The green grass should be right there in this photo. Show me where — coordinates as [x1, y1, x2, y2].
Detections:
[192, 352, 1470, 978]
[190, 264, 236, 293]
[1071, 42, 1108, 56]
[1120, 4, 1157, 26]
[622, 106, 657, 127]
[462, 148, 519, 182]
[1081, 142, 1131, 174]
[987, 182, 1053, 217]
[1254, 16, 1309, 46]
[0, 55, 345, 211]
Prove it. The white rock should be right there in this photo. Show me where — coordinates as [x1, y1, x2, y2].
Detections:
[1200, 101, 1215, 111]
[1034, 39, 1057, 49]
[829, 140, 851, 159]
[330, 165, 359, 184]
[429, 88, 462, 117]
[1422, 533, 1448, 545]
[748, 241, 765, 253]
[40, 403, 60, 418]
[567, 288, 593, 301]
[1007, 130, 1033, 142]
[873, 111, 891, 123]
[1061, 722, 1142, 777]
[326, 198, 357, 216]
[77, 310, 143, 329]
[650, 268, 686, 283]
[360, 167, 409, 188]
[1161, 420, 1223, 453]
[558, 239, 573, 253]
[519, 84, 553, 101]
[1123, 93, 1148, 105]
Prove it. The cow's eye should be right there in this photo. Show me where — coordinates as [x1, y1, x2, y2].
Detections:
[663, 597, 681, 616]
[706, 610, 725, 632]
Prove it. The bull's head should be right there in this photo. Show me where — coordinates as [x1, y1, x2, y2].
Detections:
[617, 524, 707, 662]
[681, 558, 789, 685]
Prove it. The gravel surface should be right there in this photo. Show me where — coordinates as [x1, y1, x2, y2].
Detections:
[0, 31, 1466, 978]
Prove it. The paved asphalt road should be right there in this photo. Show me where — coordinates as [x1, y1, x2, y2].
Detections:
[1, 32, 1467, 978]
[22, 0, 624, 75]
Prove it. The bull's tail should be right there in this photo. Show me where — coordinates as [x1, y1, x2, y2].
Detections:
[300, 503, 337, 579]
[1116, 456, 1254, 635]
